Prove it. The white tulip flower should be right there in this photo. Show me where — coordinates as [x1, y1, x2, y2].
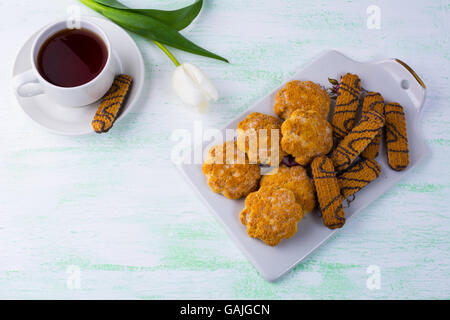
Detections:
[172, 63, 219, 112]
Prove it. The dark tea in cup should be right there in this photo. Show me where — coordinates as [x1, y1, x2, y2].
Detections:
[37, 28, 108, 88]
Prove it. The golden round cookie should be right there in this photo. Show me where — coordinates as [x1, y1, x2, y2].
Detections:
[274, 80, 330, 120]
[240, 187, 305, 246]
[236, 112, 286, 166]
[202, 140, 261, 199]
[281, 109, 333, 166]
[260, 165, 316, 212]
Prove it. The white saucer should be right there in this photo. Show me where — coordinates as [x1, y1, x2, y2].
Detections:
[11, 16, 144, 135]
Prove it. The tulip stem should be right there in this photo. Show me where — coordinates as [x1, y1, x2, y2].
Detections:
[153, 41, 181, 67]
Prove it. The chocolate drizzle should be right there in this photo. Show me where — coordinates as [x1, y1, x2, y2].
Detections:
[331, 93, 385, 171]
[91, 74, 133, 133]
[332, 74, 361, 142]
[312, 156, 346, 229]
[338, 159, 381, 198]
[384, 103, 409, 170]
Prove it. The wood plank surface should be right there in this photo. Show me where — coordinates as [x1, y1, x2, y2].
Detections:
[0, 0, 448, 299]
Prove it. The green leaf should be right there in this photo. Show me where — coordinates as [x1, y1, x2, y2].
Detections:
[93, 0, 203, 31]
[80, 0, 228, 62]
[92, 0, 128, 9]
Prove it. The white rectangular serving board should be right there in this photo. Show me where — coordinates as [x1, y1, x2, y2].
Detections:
[177, 50, 429, 281]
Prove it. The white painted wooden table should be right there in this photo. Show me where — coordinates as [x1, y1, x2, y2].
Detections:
[0, 0, 449, 299]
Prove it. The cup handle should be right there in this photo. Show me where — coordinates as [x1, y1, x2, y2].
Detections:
[12, 69, 44, 97]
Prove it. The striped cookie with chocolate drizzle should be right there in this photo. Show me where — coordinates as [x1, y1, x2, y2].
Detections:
[331, 73, 361, 141]
[92, 74, 133, 133]
[331, 92, 385, 171]
[311, 156, 346, 229]
[385, 102, 410, 171]
[338, 158, 381, 198]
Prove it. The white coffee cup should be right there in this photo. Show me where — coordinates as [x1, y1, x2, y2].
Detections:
[12, 18, 119, 107]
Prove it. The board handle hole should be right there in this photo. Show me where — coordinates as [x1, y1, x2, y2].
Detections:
[401, 79, 410, 90]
